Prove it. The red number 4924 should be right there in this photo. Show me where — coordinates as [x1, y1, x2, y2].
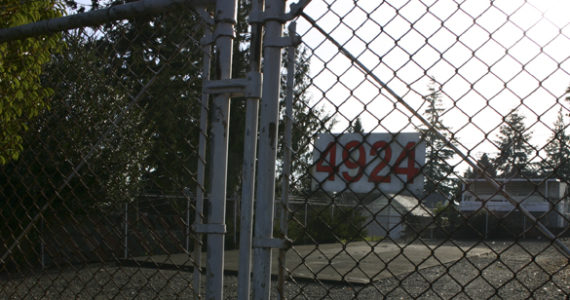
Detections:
[315, 140, 419, 184]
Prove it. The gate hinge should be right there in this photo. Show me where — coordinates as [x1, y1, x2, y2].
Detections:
[248, 0, 310, 24]
[204, 71, 262, 98]
[193, 223, 226, 234]
[253, 237, 292, 249]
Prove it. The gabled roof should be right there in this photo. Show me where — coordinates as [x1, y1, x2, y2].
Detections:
[360, 193, 434, 218]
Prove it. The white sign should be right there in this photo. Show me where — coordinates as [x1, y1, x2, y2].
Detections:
[312, 132, 425, 194]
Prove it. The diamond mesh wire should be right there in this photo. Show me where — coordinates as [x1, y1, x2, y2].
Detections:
[281, 0, 570, 298]
[0, 2, 209, 298]
[0, 0, 569, 299]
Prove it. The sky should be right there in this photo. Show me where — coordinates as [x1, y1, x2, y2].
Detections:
[69, 0, 570, 173]
[293, 0, 570, 171]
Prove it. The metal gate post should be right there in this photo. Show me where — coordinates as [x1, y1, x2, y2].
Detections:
[237, 0, 264, 298]
[205, 0, 237, 299]
[252, 0, 286, 298]
[191, 14, 213, 298]
[124, 202, 128, 259]
[278, 21, 297, 300]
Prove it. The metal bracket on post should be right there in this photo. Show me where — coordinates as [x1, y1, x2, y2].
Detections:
[264, 34, 301, 48]
[198, 8, 215, 26]
[253, 237, 292, 249]
[285, 0, 311, 20]
[204, 71, 262, 98]
[200, 32, 214, 46]
[248, 0, 310, 25]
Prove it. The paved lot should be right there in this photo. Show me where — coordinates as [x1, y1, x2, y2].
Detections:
[131, 240, 492, 284]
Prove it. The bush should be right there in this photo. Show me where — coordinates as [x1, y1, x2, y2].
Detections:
[286, 205, 367, 244]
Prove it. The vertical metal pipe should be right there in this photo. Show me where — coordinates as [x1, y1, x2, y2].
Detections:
[206, 0, 237, 299]
[387, 204, 391, 237]
[485, 209, 488, 239]
[252, 0, 286, 298]
[523, 215, 526, 238]
[305, 202, 308, 226]
[277, 21, 296, 299]
[233, 195, 237, 247]
[124, 202, 128, 259]
[40, 216, 45, 269]
[194, 25, 212, 298]
[237, 0, 263, 297]
[186, 192, 190, 253]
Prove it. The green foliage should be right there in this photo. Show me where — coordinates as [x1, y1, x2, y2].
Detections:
[43, 34, 151, 208]
[464, 153, 497, 179]
[420, 81, 458, 202]
[348, 117, 364, 134]
[279, 47, 336, 193]
[494, 109, 534, 178]
[1, 32, 152, 219]
[0, 0, 64, 164]
[288, 205, 367, 244]
[542, 109, 570, 182]
[432, 202, 459, 230]
[91, 7, 205, 195]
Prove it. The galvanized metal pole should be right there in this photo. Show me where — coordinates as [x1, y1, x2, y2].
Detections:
[0, 0, 213, 43]
[236, 0, 263, 298]
[124, 202, 129, 259]
[252, 0, 286, 298]
[206, 0, 237, 298]
[278, 21, 296, 300]
[194, 27, 213, 297]
[40, 217, 45, 269]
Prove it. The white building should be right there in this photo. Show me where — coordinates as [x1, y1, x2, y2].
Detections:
[362, 194, 433, 239]
[290, 193, 434, 240]
[460, 178, 570, 228]
[337, 193, 433, 239]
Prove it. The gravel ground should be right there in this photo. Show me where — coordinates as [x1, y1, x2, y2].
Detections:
[1, 239, 568, 299]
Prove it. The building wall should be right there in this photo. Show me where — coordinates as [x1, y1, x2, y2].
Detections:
[460, 179, 569, 228]
[362, 204, 403, 239]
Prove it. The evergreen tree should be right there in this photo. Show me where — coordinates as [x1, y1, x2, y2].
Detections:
[21, 0, 331, 199]
[279, 47, 335, 193]
[420, 82, 458, 202]
[542, 109, 570, 181]
[0, 32, 151, 213]
[493, 109, 534, 178]
[348, 117, 364, 134]
[91, 2, 205, 195]
[464, 153, 497, 179]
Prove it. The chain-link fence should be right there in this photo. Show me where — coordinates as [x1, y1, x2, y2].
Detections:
[1, 0, 569, 299]
[1, 1, 211, 298]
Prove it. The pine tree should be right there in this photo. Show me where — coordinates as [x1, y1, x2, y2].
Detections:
[420, 82, 458, 203]
[348, 117, 364, 134]
[279, 47, 335, 193]
[493, 109, 534, 178]
[464, 153, 497, 179]
[542, 109, 570, 181]
[29, 0, 331, 198]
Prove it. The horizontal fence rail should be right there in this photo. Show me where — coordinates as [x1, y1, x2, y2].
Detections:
[1, 0, 569, 299]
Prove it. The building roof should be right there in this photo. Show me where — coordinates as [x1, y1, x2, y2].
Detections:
[289, 192, 434, 218]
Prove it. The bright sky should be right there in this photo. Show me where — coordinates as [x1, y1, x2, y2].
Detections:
[70, 0, 570, 172]
[294, 0, 570, 170]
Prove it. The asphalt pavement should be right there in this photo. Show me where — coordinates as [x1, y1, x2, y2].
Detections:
[130, 240, 492, 284]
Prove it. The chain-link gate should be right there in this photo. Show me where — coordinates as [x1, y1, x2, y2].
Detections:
[1, 0, 569, 299]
